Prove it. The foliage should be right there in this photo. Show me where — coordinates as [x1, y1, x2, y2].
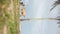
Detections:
[0, 0, 20, 34]
[0, 0, 6, 4]
[9, 22, 17, 34]
[0, 0, 11, 4]
[50, 0, 60, 11]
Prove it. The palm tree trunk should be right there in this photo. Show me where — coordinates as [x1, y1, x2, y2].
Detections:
[0, 0, 20, 34]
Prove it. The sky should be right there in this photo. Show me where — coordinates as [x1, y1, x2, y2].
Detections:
[20, 0, 60, 34]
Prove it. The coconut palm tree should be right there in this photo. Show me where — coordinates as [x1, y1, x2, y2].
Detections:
[0, 0, 20, 34]
[50, 0, 60, 11]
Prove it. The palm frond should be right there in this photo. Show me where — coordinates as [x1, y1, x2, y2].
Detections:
[50, 0, 60, 11]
